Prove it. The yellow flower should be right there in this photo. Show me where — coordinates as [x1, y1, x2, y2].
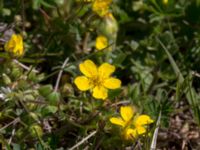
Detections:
[110, 106, 154, 140]
[95, 35, 108, 50]
[92, 0, 112, 17]
[74, 59, 121, 100]
[4, 34, 24, 57]
[163, 0, 168, 5]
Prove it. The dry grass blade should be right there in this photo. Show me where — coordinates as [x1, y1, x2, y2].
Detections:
[68, 131, 97, 150]
[150, 111, 161, 150]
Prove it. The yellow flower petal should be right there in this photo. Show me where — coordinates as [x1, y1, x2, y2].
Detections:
[4, 40, 14, 52]
[135, 126, 146, 135]
[109, 117, 125, 127]
[95, 35, 108, 50]
[163, 0, 168, 5]
[92, 0, 112, 17]
[92, 86, 108, 99]
[74, 76, 91, 91]
[79, 59, 97, 78]
[98, 63, 115, 78]
[15, 34, 23, 43]
[120, 106, 134, 122]
[124, 128, 137, 140]
[4, 34, 24, 57]
[5, 35, 16, 51]
[103, 77, 121, 89]
[134, 115, 154, 126]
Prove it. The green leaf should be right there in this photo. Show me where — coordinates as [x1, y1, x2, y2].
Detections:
[108, 89, 122, 100]
[41, 105, 58, 116]
[47, 91, 60, 105]
[41, 1, 55, 8]
[130, 83, 140, 101]
[32, 0, 42, 10]
[157, 37, 184, 82]
[113, 52, 127, 66]
[38, 85, 53, 97]
[12, 143, 21, 150]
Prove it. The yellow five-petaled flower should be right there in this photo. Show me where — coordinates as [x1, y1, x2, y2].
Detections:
[74, 59, 121, 100]
[4, 34, 24, 57]
[95, 35, 108, 50]
[92, 0, 112, 17]
[110, 106, 154, 140]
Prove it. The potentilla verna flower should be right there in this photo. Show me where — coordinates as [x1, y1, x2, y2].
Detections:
[110, 106, 154, 140]
[4, 34, 24, 57]
[95, 35, 108, 50]
[74, 59, 121, 100]
[92, 0, 112, 17]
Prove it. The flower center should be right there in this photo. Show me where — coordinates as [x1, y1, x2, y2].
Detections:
[124, 119, 133, 129]
[90, 75, 104, 87]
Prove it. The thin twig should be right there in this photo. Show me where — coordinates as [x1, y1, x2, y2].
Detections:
[111, 100, 130, 107]
[192, 71, 200, 78]
[0, 117, 20, 132]
[54, 57, 69, 92]
[68, 131, 97, 150]
[0, 39, 6, 42]
[8, 127, 16, 144]
[134, 140, 142, 150]
[83, 32, 90, 53]
[9, 118, 19, 144]
[24, 99, 47, 105]
[13, 59, 39, 73]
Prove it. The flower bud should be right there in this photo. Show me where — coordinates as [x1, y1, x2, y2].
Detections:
[11, 66, 21, 79]
[2, 73, 11, 85]
[29, 124, 43, 137]
[29, 112, 40, 122]
[100, 13, 118, 40]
